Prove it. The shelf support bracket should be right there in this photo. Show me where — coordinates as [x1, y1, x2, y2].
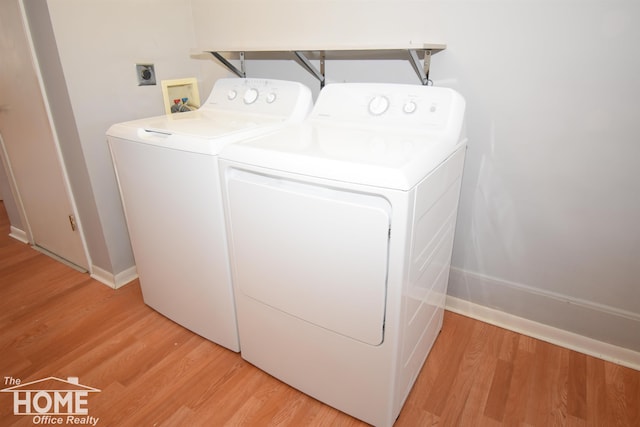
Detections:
[408, 49, 432, 86]
[293, 51, 326, 88]
[210, 51, 246, 78]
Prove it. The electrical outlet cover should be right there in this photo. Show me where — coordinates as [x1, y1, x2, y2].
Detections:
[136, 64, 156, 86]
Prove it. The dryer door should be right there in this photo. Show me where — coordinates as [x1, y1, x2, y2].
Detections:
[227, 169, 391, 346]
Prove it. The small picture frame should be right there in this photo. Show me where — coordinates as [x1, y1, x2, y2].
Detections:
[161, 78, 201, 114]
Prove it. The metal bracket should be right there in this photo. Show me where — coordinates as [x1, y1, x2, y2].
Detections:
[210, 51, 246, 78]
[408, 49, 432, 85]
[293, 51, 326, 88]
[208, 48, 440, 87]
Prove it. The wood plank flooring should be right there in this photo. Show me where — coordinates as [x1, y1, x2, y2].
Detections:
[0, 201, 638, 426]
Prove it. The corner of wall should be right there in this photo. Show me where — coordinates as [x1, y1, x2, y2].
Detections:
[90, 264, 138, 290]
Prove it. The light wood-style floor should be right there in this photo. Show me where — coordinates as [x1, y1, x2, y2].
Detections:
[0, 201, 638, 426]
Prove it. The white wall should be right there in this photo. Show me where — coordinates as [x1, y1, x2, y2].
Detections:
[437, 0, 640, 353]
[191, 0, 640, 354]
[39, 0, 228, 282]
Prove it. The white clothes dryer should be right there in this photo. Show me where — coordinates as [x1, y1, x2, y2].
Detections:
[106, 78, 312, 352]
[220, 83, 466, 425]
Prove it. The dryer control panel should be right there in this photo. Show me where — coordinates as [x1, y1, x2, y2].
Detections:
[312, 83, 465, 134]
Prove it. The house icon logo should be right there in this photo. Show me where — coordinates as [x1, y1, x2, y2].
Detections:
[1, 376, 100, 425]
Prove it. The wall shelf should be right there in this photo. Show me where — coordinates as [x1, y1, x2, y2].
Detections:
[200, 44, 446, 87]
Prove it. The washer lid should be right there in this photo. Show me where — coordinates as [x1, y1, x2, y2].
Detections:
[105, 78, 313, 155]
[141, 109, 282, 137]
[106, 109, 284, 155]
[220, 121, 466, 190]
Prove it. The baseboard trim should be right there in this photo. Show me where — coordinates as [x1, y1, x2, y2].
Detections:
[445, 295, 640, 371]
[90, 264, 138, 289]
[9, 226, 28, 243]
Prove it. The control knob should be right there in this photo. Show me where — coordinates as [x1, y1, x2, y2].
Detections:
[368, 95, 389, 116]
[243, 88, 259, 104]
[403, 101, 417, 114]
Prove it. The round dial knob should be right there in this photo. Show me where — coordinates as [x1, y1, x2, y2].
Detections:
[368, 95, 389, 116]
[243, 88, 259, 104]
[227, 90, 237, 100]
[403, 101, 417, 114]
[266, 92, 277, 104]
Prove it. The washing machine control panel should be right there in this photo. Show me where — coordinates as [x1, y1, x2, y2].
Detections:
[202, 78, 313, 120]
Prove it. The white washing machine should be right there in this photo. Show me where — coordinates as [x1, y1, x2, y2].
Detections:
[106, 78, 312, 352]
[220, 83, 466, 425]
